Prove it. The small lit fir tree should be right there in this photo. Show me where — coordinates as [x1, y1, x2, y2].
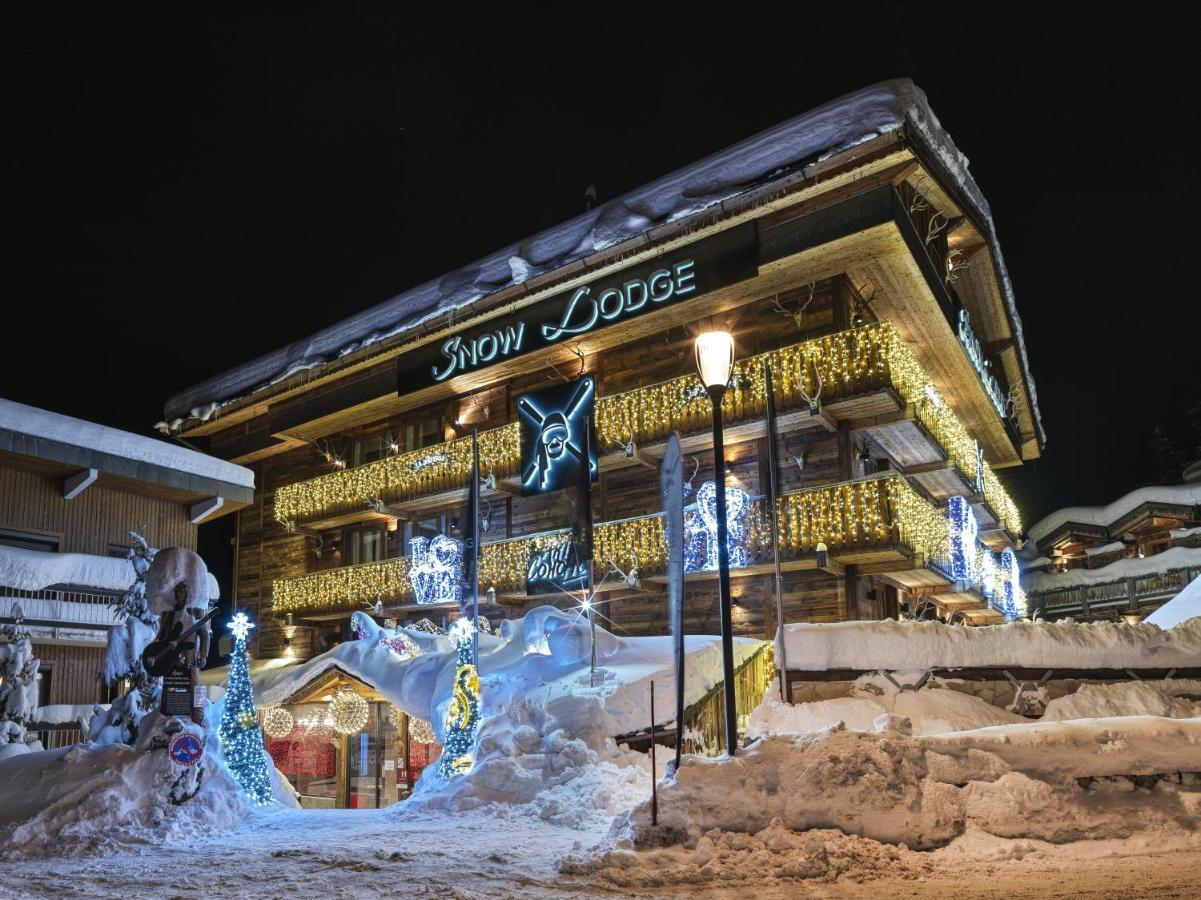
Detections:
[438, 618, 480, 778]
[218, 613, 273, 805]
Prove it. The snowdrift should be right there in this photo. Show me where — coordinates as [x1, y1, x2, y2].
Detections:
[778, 617, 1201, 672]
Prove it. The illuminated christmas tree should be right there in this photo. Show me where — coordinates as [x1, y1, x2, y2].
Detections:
[438, 618, 480, 778]
[217, 612, 273, 804]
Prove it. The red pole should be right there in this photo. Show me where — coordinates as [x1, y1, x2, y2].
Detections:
[650, 680, 658, 826]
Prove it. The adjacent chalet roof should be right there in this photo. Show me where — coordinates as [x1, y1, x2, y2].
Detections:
[1146, 575, 1201, 629]
[163, 79, 1043, 446]
[1027, 484, 1201, 545]
[1023, 545, 1201, 594]
[0, 397, 253, 504]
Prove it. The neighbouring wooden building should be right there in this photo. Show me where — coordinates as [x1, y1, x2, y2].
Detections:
[1023, 466, 1201, 622]
[160, 80, 1044, 671]
[0, 397, 253, 720]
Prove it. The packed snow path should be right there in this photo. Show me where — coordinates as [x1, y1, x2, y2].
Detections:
[2, 805, 1200, 899]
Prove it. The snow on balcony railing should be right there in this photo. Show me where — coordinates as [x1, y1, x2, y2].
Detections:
[272, 474, 948, 617]
[0, 588, 120, 628]
[271, 323, 1021, 538]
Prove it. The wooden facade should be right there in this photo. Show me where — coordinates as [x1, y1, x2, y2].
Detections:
[167, 120, 1042, 662]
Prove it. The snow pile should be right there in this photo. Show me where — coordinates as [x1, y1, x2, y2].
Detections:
[1146, 574, 1201, 629]
[1042, 679, 1201, 721]
[778, 618, 1201, 672]
[406, 694, 656, 830]
[747, 676, 1025, 739]
[570, 716, 1201, 884]
[0, 397, 253, 489]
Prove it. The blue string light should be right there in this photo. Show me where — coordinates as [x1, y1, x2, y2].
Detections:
[947, 495, 979, 583]
[684, 481, 751, 572]
[408, 535, 464, 605]
[217, 613, 274, 805]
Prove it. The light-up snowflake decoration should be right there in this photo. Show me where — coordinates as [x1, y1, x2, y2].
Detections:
[684, 481, 751, 572]
[229, 611, 254, 641]
[407, 535, 463, 605]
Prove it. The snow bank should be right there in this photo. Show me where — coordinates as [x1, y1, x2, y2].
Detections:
[1027, 483, 1201, 544]
[778, 618, 1201, 672]
[747, 676, 1025, 739]
[1041, 679, 1201, 721]
[1024, 545, 1201, 592]
[1146, 574, 1201, 629]
[0, 397, 253, 489]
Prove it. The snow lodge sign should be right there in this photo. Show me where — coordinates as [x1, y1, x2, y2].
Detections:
[396, 223, 757, 394]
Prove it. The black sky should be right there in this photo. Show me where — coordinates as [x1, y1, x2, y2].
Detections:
[3, 5, 1199, 533]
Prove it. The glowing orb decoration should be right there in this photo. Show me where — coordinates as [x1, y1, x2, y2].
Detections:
[262, 707, 295, 739]
[684, 481, 751, 572]
[330, 688, 370, 735]
[407, 535, 463, 605]
[408, 716, 436, 745]
[228, 611, 255, 641]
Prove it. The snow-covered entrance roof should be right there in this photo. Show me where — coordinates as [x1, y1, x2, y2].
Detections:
[164, 79, 1042, 445]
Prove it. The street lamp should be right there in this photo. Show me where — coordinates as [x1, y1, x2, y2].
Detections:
[694, 330, 739, 757]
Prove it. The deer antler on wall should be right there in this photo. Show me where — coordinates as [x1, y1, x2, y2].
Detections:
[944, 248, 971, 283]
[797, 355, 824, 416]
[769, 282, 816, 331]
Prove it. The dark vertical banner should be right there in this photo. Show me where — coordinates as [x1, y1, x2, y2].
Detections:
[660, 432, 685, 773]
[573, 415, 595, 583]
[763, 363, 789, 700]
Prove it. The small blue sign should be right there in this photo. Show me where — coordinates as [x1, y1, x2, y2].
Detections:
[169, 732, 205, 767]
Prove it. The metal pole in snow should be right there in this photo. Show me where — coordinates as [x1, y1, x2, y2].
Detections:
[588, 600, 596, 687]
[650, 679, 658, 827]
[764, 362, 791, 702]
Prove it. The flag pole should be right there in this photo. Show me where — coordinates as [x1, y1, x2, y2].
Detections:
[764, 362, 790, 702]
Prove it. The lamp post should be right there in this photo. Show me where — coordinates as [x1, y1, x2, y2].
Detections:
[694, 330, 740, 757]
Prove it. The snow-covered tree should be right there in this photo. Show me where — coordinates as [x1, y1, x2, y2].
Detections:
[89, 532, 161, 746]
[217, 612, 273, 804]
[0, 606, 40, 756]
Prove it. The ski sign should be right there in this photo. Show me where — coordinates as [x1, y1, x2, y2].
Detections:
[169, 732, 205, 767]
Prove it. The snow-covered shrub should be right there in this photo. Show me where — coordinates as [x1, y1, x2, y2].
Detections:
[0, 611, 40, 759]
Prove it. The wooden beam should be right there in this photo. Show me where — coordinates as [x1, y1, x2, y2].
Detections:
[63, 467, 97, 500]
[189, 495, 225, 524]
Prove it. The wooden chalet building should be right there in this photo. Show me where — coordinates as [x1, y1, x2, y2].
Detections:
[0, 397, 253, 729]
[160, 80, 1044, 666]
[1023, 468, 1201, 622]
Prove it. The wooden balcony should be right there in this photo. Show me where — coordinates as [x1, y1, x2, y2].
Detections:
[272, 322, 1022, 539]
[273, 474, 955, 618]
[1027, 563, 1201, 621]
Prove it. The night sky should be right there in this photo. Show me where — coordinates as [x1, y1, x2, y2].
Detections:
[4, 6, 1199, 540]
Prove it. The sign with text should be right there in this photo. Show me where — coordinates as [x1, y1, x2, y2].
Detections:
[526, 540, 590, 596]
[396, 223, 758, 394]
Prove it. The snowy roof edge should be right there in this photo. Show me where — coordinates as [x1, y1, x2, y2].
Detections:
[164, 79, 1043, 444]
[1028, 483, 1201, 545]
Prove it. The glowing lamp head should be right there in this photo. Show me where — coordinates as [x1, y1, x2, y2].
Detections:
[694, 331, 735, 392]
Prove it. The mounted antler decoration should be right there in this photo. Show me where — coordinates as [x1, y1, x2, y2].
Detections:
[797, 355, 824, 416]
[770, 282, 815, 332]
[908, 174, 932, 214]
[684, 456, 700, 499]
[784, 437, 806, 476]
[925, 211, 949, 246]
[944, 248, 971, 283]
[609, 553, 641, 590]
[546, 344, 586, 383]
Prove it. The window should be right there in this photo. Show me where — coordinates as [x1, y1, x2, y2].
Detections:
[402, 515, 449, 554]
[348, 526, 385, 566]
[0, 529, 59, 553]
[350, 434, 387, 469]
[405, 414, 444, 452]
[36, 665, 52, 707]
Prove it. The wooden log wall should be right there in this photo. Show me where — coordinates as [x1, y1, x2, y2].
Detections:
[0, 465, 197, 557]
[242, 276, 873, 656]
[33, 643, 107, 706]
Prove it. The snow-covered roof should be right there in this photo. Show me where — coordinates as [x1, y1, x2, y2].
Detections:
[1171, 526, 1201, 541]
[1027, 483, 1201, 545]
[0, 397, 253, 491]
[1084, 541, 1126, 557]
[164, 79, 1042, 446]
[0, 544, 219, 598]
[1145, 575, 1201, 629]
[1023, 545, 1201, 593]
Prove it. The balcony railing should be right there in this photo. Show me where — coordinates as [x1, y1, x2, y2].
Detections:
[1030, 565, 1201, 615]
[0, 587, 120, 630]
[273, 474, 949, 617]
[272, 322, 1019, 535]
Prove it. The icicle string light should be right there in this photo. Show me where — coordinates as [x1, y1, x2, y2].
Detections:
[272, 323, 1019, 536]
[273, 474, 949, 613]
